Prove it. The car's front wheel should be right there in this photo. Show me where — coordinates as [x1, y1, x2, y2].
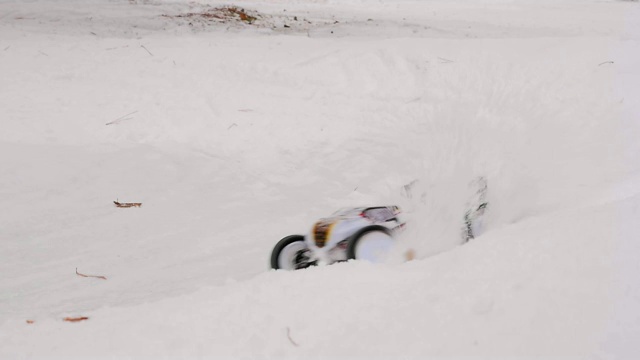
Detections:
[346, 226, 394, 263]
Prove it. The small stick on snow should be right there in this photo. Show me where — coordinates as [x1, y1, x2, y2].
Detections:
[227, 123, 238, 130]
[39, 50, 48, 57]
[140, 45, 153, 56]
[106, 110, 138, 125]
[598, 61, 614, 66]
[113, 200, 142, 208]
[63, 316, 89, 322]
[286, 327, 299, 347]
[106, 45, 129, 51]
[3, 46, 9, 51]
[438, 57, 454, 64]
[76, 268, 107, 280]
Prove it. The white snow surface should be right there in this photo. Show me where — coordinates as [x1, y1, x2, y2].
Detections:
[1, 0, 640, 358]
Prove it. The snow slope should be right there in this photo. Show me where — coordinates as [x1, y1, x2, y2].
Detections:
[1, 0, 639, 358]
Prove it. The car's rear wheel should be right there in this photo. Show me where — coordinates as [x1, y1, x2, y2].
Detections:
[346, 226, 394, 263]
[270, 235, 315, 270]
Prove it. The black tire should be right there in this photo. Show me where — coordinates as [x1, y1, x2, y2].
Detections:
[346, 226, 393, 260]
[270, 235, 306, 270]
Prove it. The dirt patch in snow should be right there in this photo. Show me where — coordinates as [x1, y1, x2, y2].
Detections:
[163, 6, 261, 25]
[161, 5, 337, 34]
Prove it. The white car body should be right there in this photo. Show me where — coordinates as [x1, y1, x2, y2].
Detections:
[306, 206, 405, 264]
[271, 206, 406, 270]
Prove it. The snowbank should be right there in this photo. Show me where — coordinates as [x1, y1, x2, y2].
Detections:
[1, 0, 639, 358]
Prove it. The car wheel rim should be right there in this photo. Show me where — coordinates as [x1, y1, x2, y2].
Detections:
[355, 231, 394, 263]
[278, 241, 307, 270]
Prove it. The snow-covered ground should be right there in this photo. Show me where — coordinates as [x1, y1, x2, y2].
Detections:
[1, 0, 639, 358]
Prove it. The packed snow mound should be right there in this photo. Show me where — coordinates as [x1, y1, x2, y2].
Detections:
[2, 194, 640, 357]
[1, 0, 639, 358]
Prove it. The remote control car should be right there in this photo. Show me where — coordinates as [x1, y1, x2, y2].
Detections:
[270, 206, 406, 270]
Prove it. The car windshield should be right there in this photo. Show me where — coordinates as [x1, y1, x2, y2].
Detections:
[363, 207, 396, 222]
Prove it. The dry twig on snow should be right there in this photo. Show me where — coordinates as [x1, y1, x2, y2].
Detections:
[286, 327, 299, 347]
[106, 110, 138, 125]
[76, 267, 107, 280]
[140, 45, 153, 56]
[114, 200, 142, 208]
[63, 316, 89, 323]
